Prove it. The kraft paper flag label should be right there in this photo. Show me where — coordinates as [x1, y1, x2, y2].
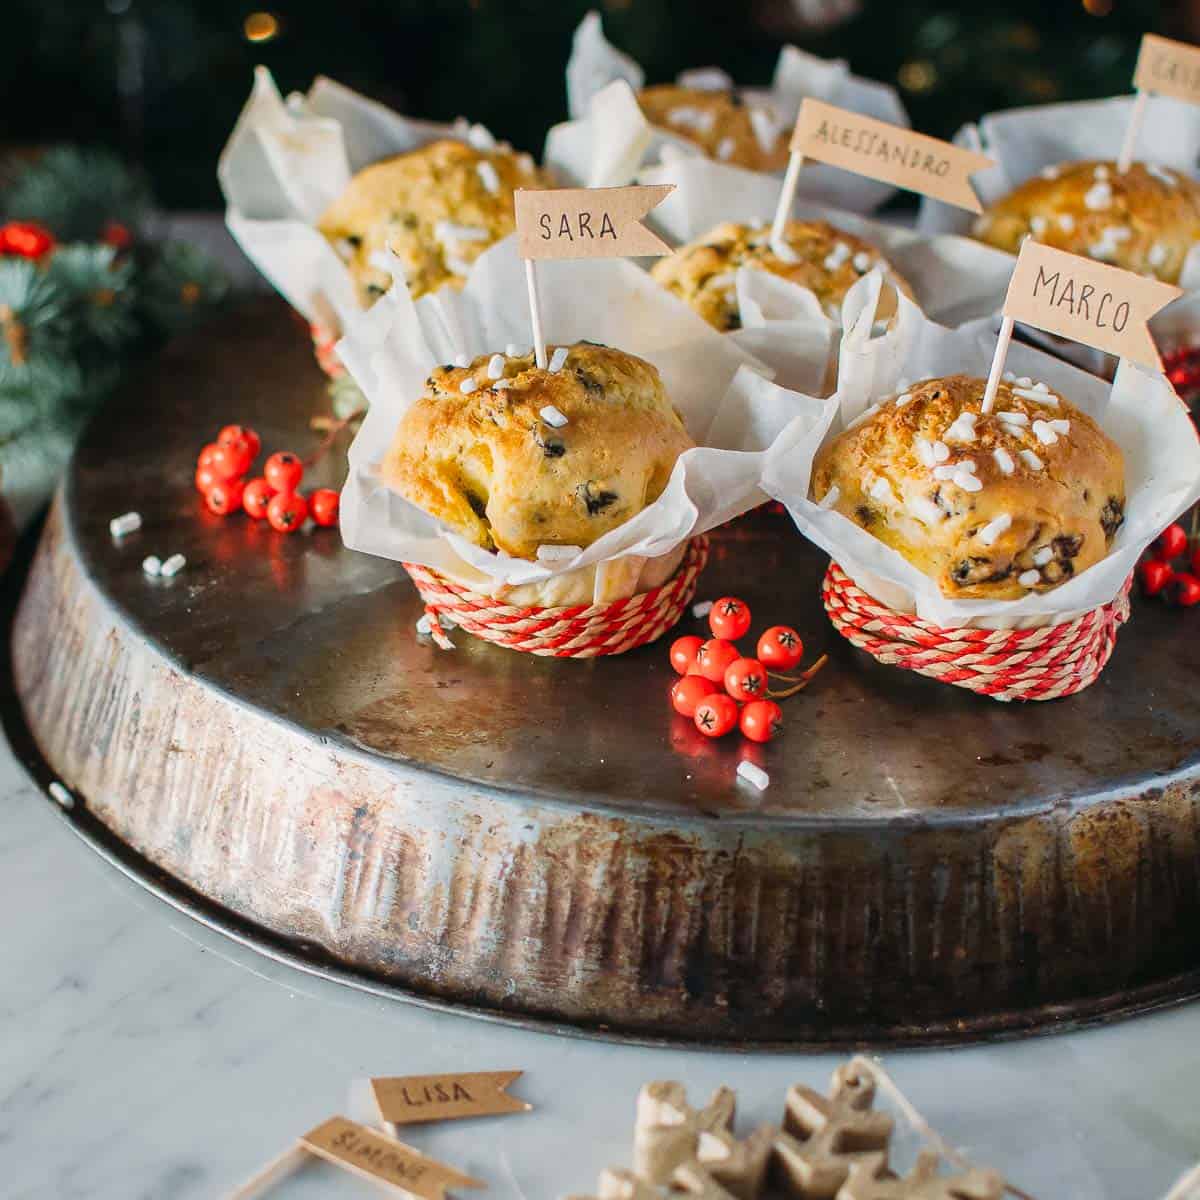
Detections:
[788, 98, 994, 213]
[516, 184, 674, 259]
[372, 1071, 532, 1127]
[300, 1116, 484, 1199]
[1003, 240, 1181, 369]
[1134, 33, 1200, 105]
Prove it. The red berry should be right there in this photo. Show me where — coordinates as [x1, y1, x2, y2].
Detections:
[0, 220, 56, 259]
[1139, 558, 1175, 597]
[695, 638, 740, 683]
[198, 442, 221, 469]
[264, 451, 304, 494]
[757, 625, 804, 671]
[1170, 572, 1200, 607]
[740, 699, 783, 743]
[670, 675, 719, 718]
[102, 221, 133, 250]
[205, 478, 245, 516]
[195, 464, 220, 494]
[724, 657, 768, 702]
[210, 437, 254, 481]
[267, 490, 308, 533]
[308, 488, 340, 528]
[709, 596, 751, 641]
[242, 477, 275, 520]
[219, 424, 262, 460]
[693, 692, 739, 738]
[670, 635, 705, 676]
[1156, 523, 1188, 561]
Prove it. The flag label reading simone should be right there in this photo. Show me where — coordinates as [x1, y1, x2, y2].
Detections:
[515, 185, 674, 260]
[1134, 33, 1200, 105]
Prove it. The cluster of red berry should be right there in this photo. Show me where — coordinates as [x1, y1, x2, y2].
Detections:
[195, 425, 340, 533]
[668, 596, 826, 742]
[1164, 345, 1200, 409]
[1138, 521, 1200, 607]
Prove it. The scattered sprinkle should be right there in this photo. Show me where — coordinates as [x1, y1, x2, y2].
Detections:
[737, 760, 770, 791]
[517, 153, 536, 175]
[1083, 181, 1113, 211]
[944, 412, 978, 442]
[1033, 546, 1054, 567]
[460, 377, 479, 394]
[1000, 423, 1026, 440]
[1030, 216, 1048, 236]
[1019, 569, 1042, 588]
[109, 511, 141, 538]
[1002, 371, 1016, 382]
[908, 495, 942, 524]
[996, 410, 1029, 425]
[978, 513, 1012, 546]
[540, 404, 568, 428]
[1146, 163, 1178, 188]
[1013, 386, 1058, 406]
[868, 476, 895, 504]
[678, 67, 733, 91]
[895, 392, 914, 408]
[993, 447, 1015, 475]
[536, 544, 582, 562]
[772, 238, 800, 264]
[666, 105, 717, 134]
[1040, 164, 1061, 180]
[1149, 242, 1169, 269]
[434, 220, 489, 245]
[1049, 418, 1070, 434]
[716, 136, 736, 161]
[1094, 164, 1110, 180]
[161, 553, 186, 579]
[506, 343, 530, 358]
[692, 599, 714, 618]
[445, 253, 473, 277]
[915, 438, 936, 468]
[142, 555, 162, 577]
[932, 464, 958, 481]
[487, 354, 505, 380]
[454, 352, 471, 367]
[1016, 377, 1033, 388]
[1019, 449, 1044, 471]
[1058, 214, 1076, 233]
[932, 440, 951, 463]
[955, 470, 983, 493]
[49, 781, 74, 810]
[1089, 225, 1132, 262]
[466, 123, 496, 151]
[1032, 419, 1060, 445]
[749, 107, 780, 153]
[548, 346, 569, 373]
[492, 378, 512, 391]
[476, 160, 500, 195]
[817, 484, 841, 510]
[823, 241, 852, 272]
[1032, 381, 1049, 392]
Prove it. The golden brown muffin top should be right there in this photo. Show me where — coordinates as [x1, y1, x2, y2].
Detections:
[650, 219, 914, 331]
[636, 85, 791, 172]
[382, 343, 695, 561]
[972, 160, 1200, 283]
[317, 138, 552, 306]
[811, 373, 1125, 599]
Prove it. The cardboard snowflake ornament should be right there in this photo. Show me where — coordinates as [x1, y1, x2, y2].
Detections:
[837, 1151, 1004, 1200]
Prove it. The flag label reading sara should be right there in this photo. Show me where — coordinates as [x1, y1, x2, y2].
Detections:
[788, 98, 994, 213]
[515, 185, 674, 260]
[1004, 240, 1181, 369]
[1134, 33, 1200, 106]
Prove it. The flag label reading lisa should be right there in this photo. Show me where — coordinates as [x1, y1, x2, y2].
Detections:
[1003, 241, 1181, 369]
[1134, 33, 1200, 106]
[787, 98, 994, 213]
[299, 1116, 484, 1200]
[371, 1070, 532, 1127]
[516, 185, 674, 260]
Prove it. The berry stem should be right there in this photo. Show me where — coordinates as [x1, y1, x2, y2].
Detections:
[767, 654, 828, 700]
[304, 407, 366, 467]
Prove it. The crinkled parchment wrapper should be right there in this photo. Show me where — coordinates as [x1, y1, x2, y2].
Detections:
[635, 154, 1015, 395]
[337, 236, 829, 606]
[547, 10, 908, 212]
[917, 94, 1200, 374]
[218, 67, 559, 340]
[761, 296, 1200, 629]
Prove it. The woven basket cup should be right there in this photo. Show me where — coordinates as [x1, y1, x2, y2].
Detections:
[403, 537, 710, 658]
[822, 560, 1132, 702]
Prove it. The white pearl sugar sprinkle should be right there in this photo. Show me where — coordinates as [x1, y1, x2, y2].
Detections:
[895, 392, 914, 408]
[932, 440, 951, 463]
[1019, 569, 1042, 589]
[818, 484, 841, 510]
[716, 136, 736, 161]
[110, 511, 141, 538]
[944, 412, 978, 442]
[539, 404, 568, 428]
[915, 438, 936, 468]
[1034, 546, 1054, 567]
[692, 599, 714, 618]
[161, 553, 186, 579]
[1083, 181, 1113, 210]
[142, 555, 162, 577]
[853, 251, 873, 273]
[868, 476, 895, 504]
[476, 160, 500, 195]
[453, 352, 471, 368]
[505, 342, 530, 358]
[977, 513, 1012, 546]
[459, 377, 479, 395]
[1019, 449, 1044, 471]
[548, 346, 569, 373]
[487, 354, 505, 380]
[434, 219, 489, 245]
[993, 447, 1015, 476]
[996, 410, 1029, 425]
[536, 544, 582, 562]
[737, 760, 770, 791]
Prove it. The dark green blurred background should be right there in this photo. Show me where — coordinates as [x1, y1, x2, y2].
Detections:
[3, 0, 1184, 209]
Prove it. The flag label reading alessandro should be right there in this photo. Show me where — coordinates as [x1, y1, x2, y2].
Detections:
[1134, 33, 1200, 106]
[788, 98, 994, 213]
[1003, 241, 1181, 369]
[515, 185, 674, 260]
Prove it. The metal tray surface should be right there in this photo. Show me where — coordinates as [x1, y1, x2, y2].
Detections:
[10, 299, 1200, 1045]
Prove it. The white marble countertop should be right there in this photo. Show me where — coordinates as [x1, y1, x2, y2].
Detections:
[2, 738, 1198, 1200]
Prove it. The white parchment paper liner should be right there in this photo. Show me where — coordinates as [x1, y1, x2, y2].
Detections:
[761, 296, 1200, 629]
[547, 10, 908, 212]
[218, 67, 559, 340]
[634, 155, 1015, 393]
[337, 236, 828, 605]
[917, 94, 1200, 373]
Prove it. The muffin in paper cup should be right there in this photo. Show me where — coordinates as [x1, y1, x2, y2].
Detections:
[633, 155, 1015, 395]
[548, 10, 908, 212]
[761, 296, 1200, 630]
[337, 235, 830, 608]
[917, 94, 1200, 376]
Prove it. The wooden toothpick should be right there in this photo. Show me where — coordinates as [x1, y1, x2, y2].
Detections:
[980, 315, 1014, 413]
[225, 1143, 309, 1200]
[525, 258, 548, 369]
[1117, 88, 1149, 175]
[769, 150, 804, 250]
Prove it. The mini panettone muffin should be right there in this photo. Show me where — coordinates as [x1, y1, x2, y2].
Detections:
[651, 219, 915, 332]
[636, 85, 790, 173]
[811, 374, 1125, 600]
[971, 160, 1200, 282]
[382, 343, 695, 561]
[317, 138, 552, 306]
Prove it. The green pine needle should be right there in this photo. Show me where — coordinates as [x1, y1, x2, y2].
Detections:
[45, 245, 138, 348]
[139, 240, 229, 335]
